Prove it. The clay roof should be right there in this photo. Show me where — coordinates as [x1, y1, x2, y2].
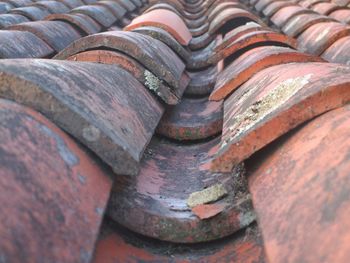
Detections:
[0, 0, 350, 262]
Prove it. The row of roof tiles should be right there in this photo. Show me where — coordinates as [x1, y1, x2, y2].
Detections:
[1, 0, 350, 262]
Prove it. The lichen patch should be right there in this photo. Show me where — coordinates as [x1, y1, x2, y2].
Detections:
[144, 70, 161, 92]
[187, 183, 228, 208]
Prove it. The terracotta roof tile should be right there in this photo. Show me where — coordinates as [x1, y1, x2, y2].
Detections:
[9, 21, 83, 52]
[322, 35, 350, 63]
[131, 26, 191, 62]
[1, 0, 350, 261]
[270, 5, 315, 28]
[211, 62, 350, 172]
[9, 6, 51, 20]
[0, 2, 13, 14]
[312, 2, 343, 15]
[0, 13, 29, 28]
[210, 46, 323, 101]
[45, 13, 102, 35]
[249, 105, 350, 263]
[31, 1, 70, 14]
[93, 222, 265, 262]
[282, 13, 335, 37]
[0, 59, 163, 176]
[55, 31, 187, 98]
[209, 7, 262, 35]
[186, 65, 218, 95]
[125, 9, 192, 45]
[0, 30, 54, 58]
[70, 5, 118, 28]
[0, 98, 112, 263]
[297, 21, 350, 55]
[157, 97, 223, 140]
[108, 138, 255, 243]
[66, 49, 189, 105]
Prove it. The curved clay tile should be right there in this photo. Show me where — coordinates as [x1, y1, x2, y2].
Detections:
[93, 223, 265, 262]
[215, 22, 267, 52]
[148, 0, 185, 17]
[189, 30, 297, 69]
[298, 22, 350, 55]
[9, 6, 51, 21]
[186, 65, 218, 95]
[271, 5, 315, 28]
[131, 26, 191, 62]
[0, 30, 54, 58]
[322, 36, 350, 64]
[67, 50, 188, 105]
[0, 59, 164, 176]
[282, 13, 335, 37]
[0, 14, 29, 28]
[70, 5, 117, 28]
[157, 97, 223, 140]
[189, 22, 209, 37]
[55, 31, 186, 91]
[9, 21, 83, 52]
[189, 31, 215, 50]
[211, 62, 350, 172]
[60, 0, 84, 9]
[31, 1, 70, 14]
[45, 13, 102, 35]
[6, 0, 33, 8]
[300, 0, 327, 8]
[118, 0, 137, 13]
[209, 8, 262, 35]
[262, 1, 295, 18]
[333, 0, 350, 6]
[329, 9, 350, 24]
[214, 30, 297, 65]
[312, 2, 343, 15]
[0, 2, 13, 14]
[0, 99, 112, 263]
[210, 46, 323, 101]
[249, 105, 350, 263]
[93, 1, 127, 20]
[129, 0, 142, 8]
[255, 0, 272, 12]
[108, 137, 255, 243]
[208, 2, 246, 23]
[185, 15, 207, 29]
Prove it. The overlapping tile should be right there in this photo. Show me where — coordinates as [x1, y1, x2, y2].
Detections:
[298, 21, 350, 55]
[249, 105, 350, 263]
[0, 59, 163, 176]
[125, 9, 192, 45]
[9, 21, 83, 52]
[66, 49, 188, 105]
[157, 97, 223, 140]
[55, 31, 188, 103]
[1, 0, 350, 261]
[93, 222, 265, 262]
[0, 98, 112, 262]
[210, 46, 324, 101]
[45, 13, 102, 35]
[0, 30, 54, 58]
[211, 62, 350, 172]
[108, 138, 255, 243]
[322, 35, 350, 63]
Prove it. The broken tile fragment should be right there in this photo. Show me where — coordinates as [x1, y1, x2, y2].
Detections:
[192, 203, 227, 220]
